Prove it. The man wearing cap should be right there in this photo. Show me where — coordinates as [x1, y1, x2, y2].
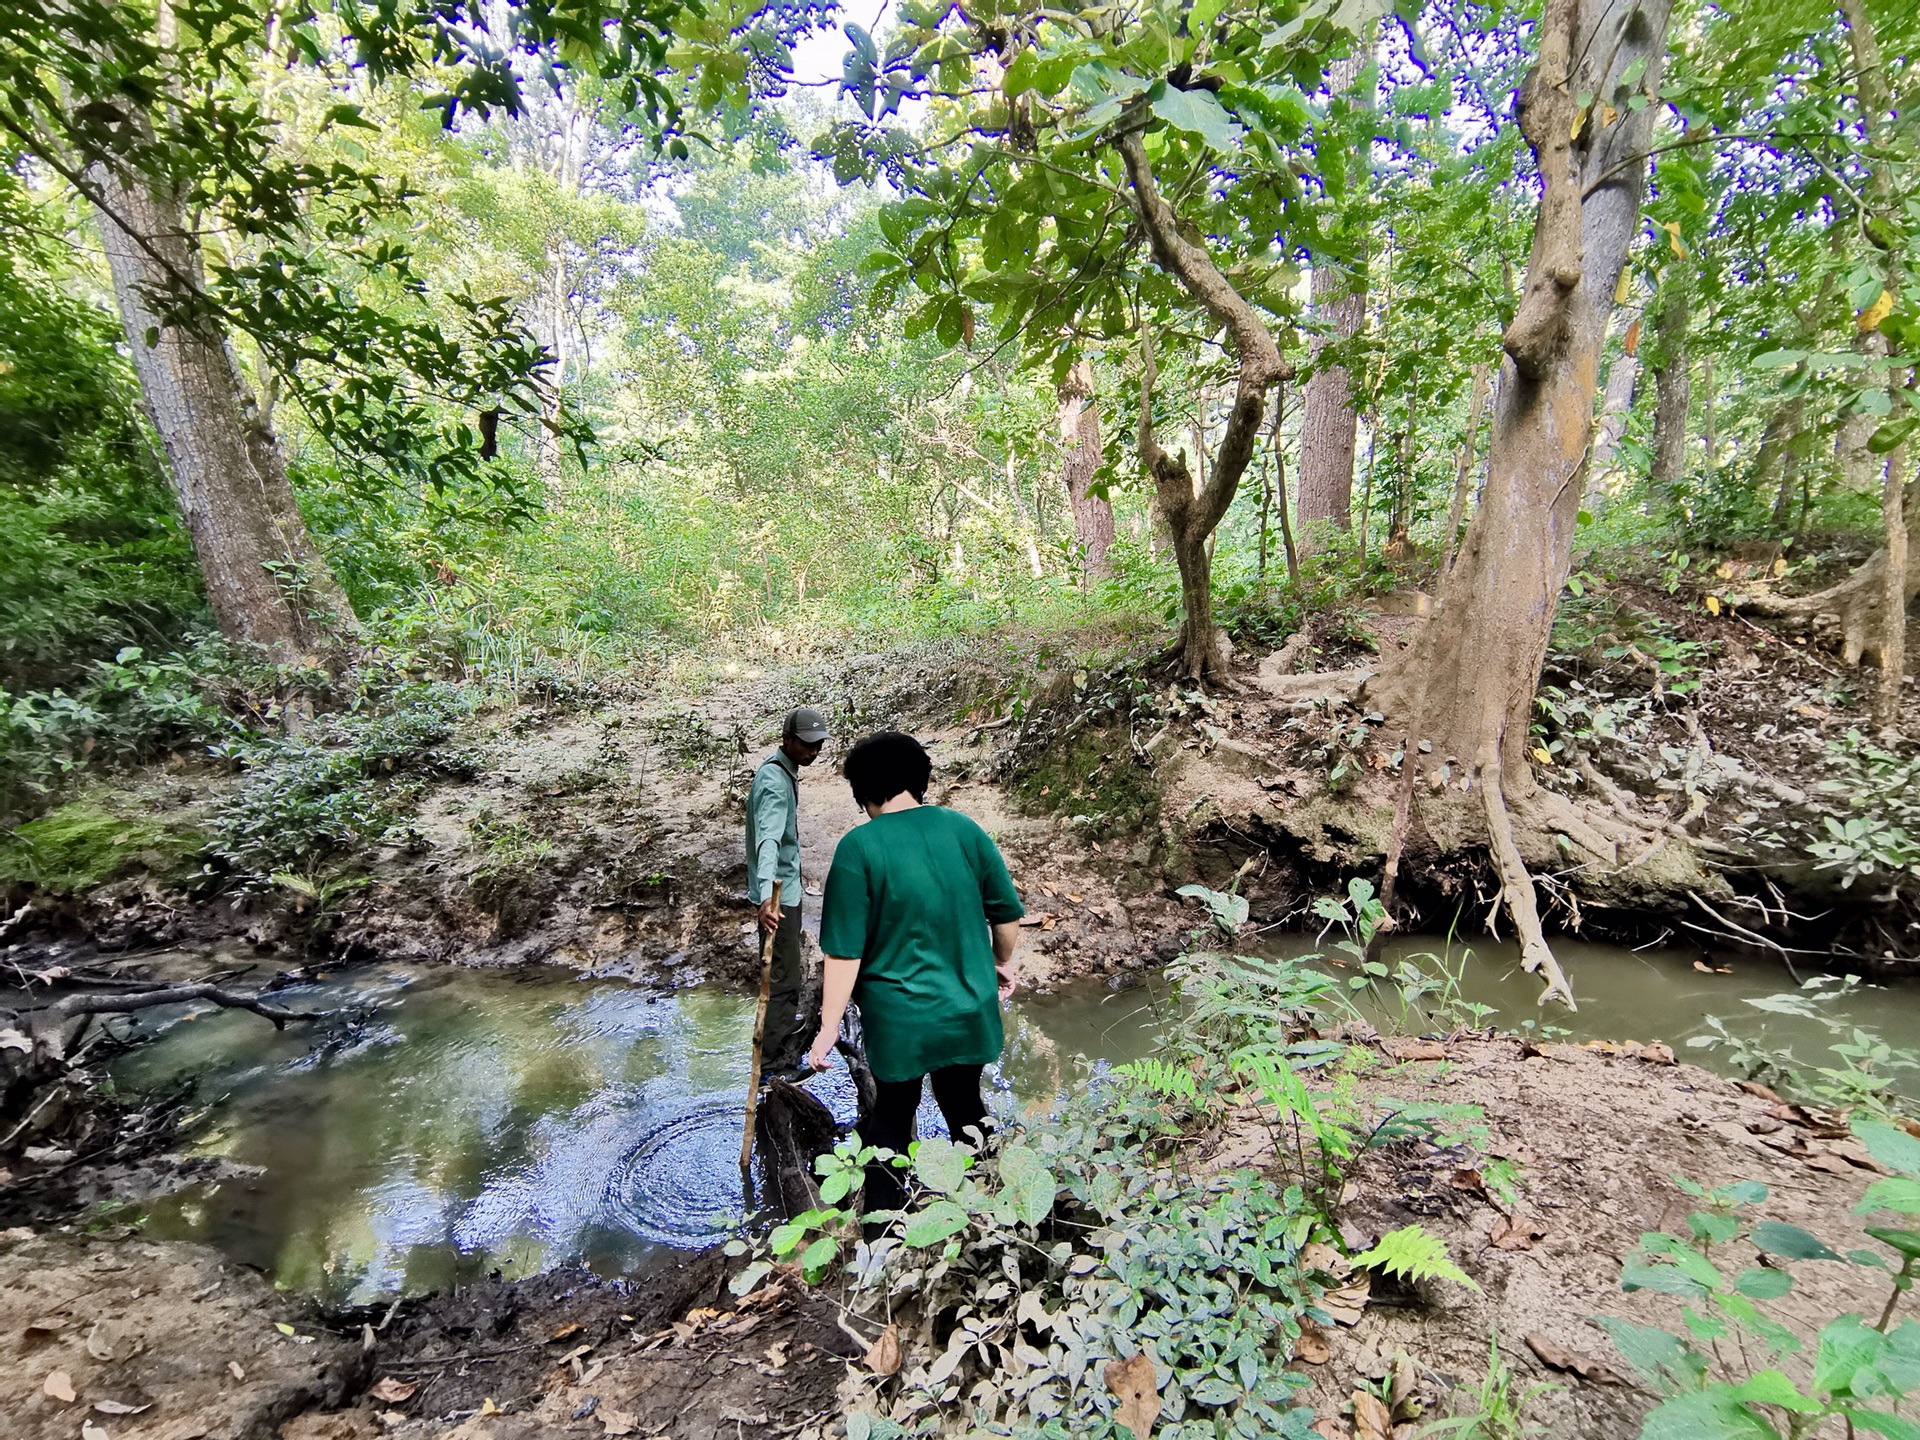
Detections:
[746, 707, 830, 1082]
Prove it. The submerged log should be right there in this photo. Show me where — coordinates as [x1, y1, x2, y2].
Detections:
[754, 1080, 838, 1218]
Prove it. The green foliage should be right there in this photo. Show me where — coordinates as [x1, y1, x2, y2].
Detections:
[1420, 1332, 1557, 1440]
[1, 645, 237, 821]
[1598, 1120, 1920, 1438]
[1351, 1224, 1478, 1292]
[207, 681, 480, 883]
[1804, 731, 1920, 894]
[0, 794, 207, 894]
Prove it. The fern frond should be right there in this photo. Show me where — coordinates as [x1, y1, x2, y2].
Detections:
[1233, 1052, 1353, 1159]
[1114, 1058, 1198, 1103]
[1349, 1224, 1480, 1291]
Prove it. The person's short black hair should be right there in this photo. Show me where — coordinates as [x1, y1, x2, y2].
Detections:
[842, 731, 932, 809]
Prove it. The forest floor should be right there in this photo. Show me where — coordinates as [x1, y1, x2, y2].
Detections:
[3, 569, 1916, 1439]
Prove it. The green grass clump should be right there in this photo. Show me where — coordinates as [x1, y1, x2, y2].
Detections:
[0, 795, 207, 893]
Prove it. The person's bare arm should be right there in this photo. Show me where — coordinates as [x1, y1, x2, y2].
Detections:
[806, 956, 862, 1070]
[992, 921, 1021, 1001]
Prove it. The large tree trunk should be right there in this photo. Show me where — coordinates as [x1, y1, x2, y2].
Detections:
[1294, 56, 1373, 546]
[1762, 397, 1808, 526]
[1371, 0, 1674, 1005]
[1648, 268, 1691, 489]
[1057, 360, 1114, 580]
[90, 162, 352, 655]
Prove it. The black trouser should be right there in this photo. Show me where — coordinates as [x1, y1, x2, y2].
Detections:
[762, 904, 811, 1069]
[861, 1064, 990, 1213]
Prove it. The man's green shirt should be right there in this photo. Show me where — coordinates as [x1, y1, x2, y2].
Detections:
[745, 750, 802, 907]
[818, 805, 1024, 1083]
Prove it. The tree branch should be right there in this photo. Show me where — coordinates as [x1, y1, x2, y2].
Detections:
[1114, 128, 1289, 530]
[28, 984, 325, 1041]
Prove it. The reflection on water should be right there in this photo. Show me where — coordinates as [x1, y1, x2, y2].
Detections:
[111, 966, 1164, 1303]
[1266, 930, 1920, 1104]
[114, 933, 1919, 1305]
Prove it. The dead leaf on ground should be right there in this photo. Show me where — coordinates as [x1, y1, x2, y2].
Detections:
[1322, 1279, 1371, 1327]
[865, 1324, 902, 1376]
[1385, 1039, 1447, 1062]
[479, 1397, 502, 1417]
[1296, 1327, 1332, 1365]
[1311, 1416, 1351, 1440]
[1804, 1151, 1854, 1177]
[1351, 1389, 1392, 1440]
[1737, 1079, 1785, 1104]
[548, 1322, 584, 1342]
[1301, 1242, 1349, 1277]
[1641, 1041, 1676, 1065]
[25, 1316, 70, 1335]
[94, 1399, 152, 1416]
[1490, 1214, 1548, 1251]
[44, 1369, 77, 1403]
[368, 1378, 419, 1404]
[1449, 1168, 1489, 1202]
[228, 1361, 246, 1381]
[1831, 1140, 1893, 1175]
[600, 1408, 639, 1437]
[1524, 1334, 1623, 1384]
[1746, 1117, 1785, 1135]
[1104, 1351, 1160, 1440]
[82, 1422, 110, 1440]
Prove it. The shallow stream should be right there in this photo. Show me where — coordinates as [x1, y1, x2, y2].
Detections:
[111, 934, 1920, 1304]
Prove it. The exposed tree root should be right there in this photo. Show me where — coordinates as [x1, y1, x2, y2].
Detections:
[1478, 758, 1578, 1010]
[1735, 541, 1918, 667]
[24, 983, 321, 1061]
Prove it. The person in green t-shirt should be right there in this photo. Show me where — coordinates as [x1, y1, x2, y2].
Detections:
[805, 731, 1024, 1213]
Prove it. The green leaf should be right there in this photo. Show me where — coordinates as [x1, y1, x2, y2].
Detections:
[1149, 83, 1245, 150]
[914, 1137, 967, 1193]
[1729, 1369, 1818, 1412]
[1814, 1314, 1886, 1398]
[728, 1261, 772, 1296]
[1860, 1178, 1920, 1217]
[902, 1198, 970, 1248]
[820, 1170, 852, 1204]
[1593, 1314, 1696, 1392]
[800, 1235, 838, 1273]
[1640, 1389, 1778, 1440]
[1855, 1119, 1920, 1178]
[1733, 1267, 1793, 1300]
[1844, 1407, 1920, 1440]
[999, 1143, 1057, 1227]
[1865, 1227, 1920, 1259]
[1751, 1221, 1842, 1263]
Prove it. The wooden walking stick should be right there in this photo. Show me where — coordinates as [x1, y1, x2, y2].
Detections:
[740, 879, 782, 1203]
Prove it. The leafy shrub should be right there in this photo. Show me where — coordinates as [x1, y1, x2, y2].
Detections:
[1598, 1117, 1920, 1438]
[208, 682, 481, 881]
[1804, 730, 1920, 893]
[1, 646, 235, 820]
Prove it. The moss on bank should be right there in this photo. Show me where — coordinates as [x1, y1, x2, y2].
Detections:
[0, 793, 207, 893]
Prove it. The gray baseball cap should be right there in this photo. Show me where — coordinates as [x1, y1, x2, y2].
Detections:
[784, 706, 830, 743]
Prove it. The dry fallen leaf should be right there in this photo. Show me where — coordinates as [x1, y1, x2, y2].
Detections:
[1804, 1152, 1854, 1177]
[864, 1324, 902, 1377]
[480, 1397, 502, 1417]
[1322, 1279, 1371, 1327]
[26, 1316, 70, 1335]
[44, 1369, 77, 1403]
[600, 1408, 639, 1437]
[1490, 1214, 1548, 1251]
[82, 1422, 110, 1440]
[368, 1378, 419, 1404]
[1385, 1039, 1447, 1062]
[93, 1400, 152, 1416]
[1295, 1328, 1332, 1365]
[1449, 1168, 1489, 1202]
[1351, 1389, 1392, 1440]
[549, 1322, 585, 1342]
[1641, 1041, 1676, 1065]
[1105, 1352, 1160, 1440]
[1312, 1415, 1351, 1440]
[227, 1361, 246, 1382]
[1524, 1333, 1623, 1384]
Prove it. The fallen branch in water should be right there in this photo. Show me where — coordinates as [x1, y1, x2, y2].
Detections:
[20, 984, 327, 1061]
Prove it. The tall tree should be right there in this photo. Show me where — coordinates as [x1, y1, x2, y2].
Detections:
[1648, 268, 1692, 490]
[1295, 52, 1373, 543]
[1057, 359, 1114, 580]
[1373, 0, 1676, 1004]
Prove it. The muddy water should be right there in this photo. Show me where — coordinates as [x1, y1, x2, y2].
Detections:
[110, 967, 1166, 1304]
[110, 936, 1918, 1304]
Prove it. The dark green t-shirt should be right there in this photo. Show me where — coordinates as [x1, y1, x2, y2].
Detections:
[818, 804, 1025, 1084]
